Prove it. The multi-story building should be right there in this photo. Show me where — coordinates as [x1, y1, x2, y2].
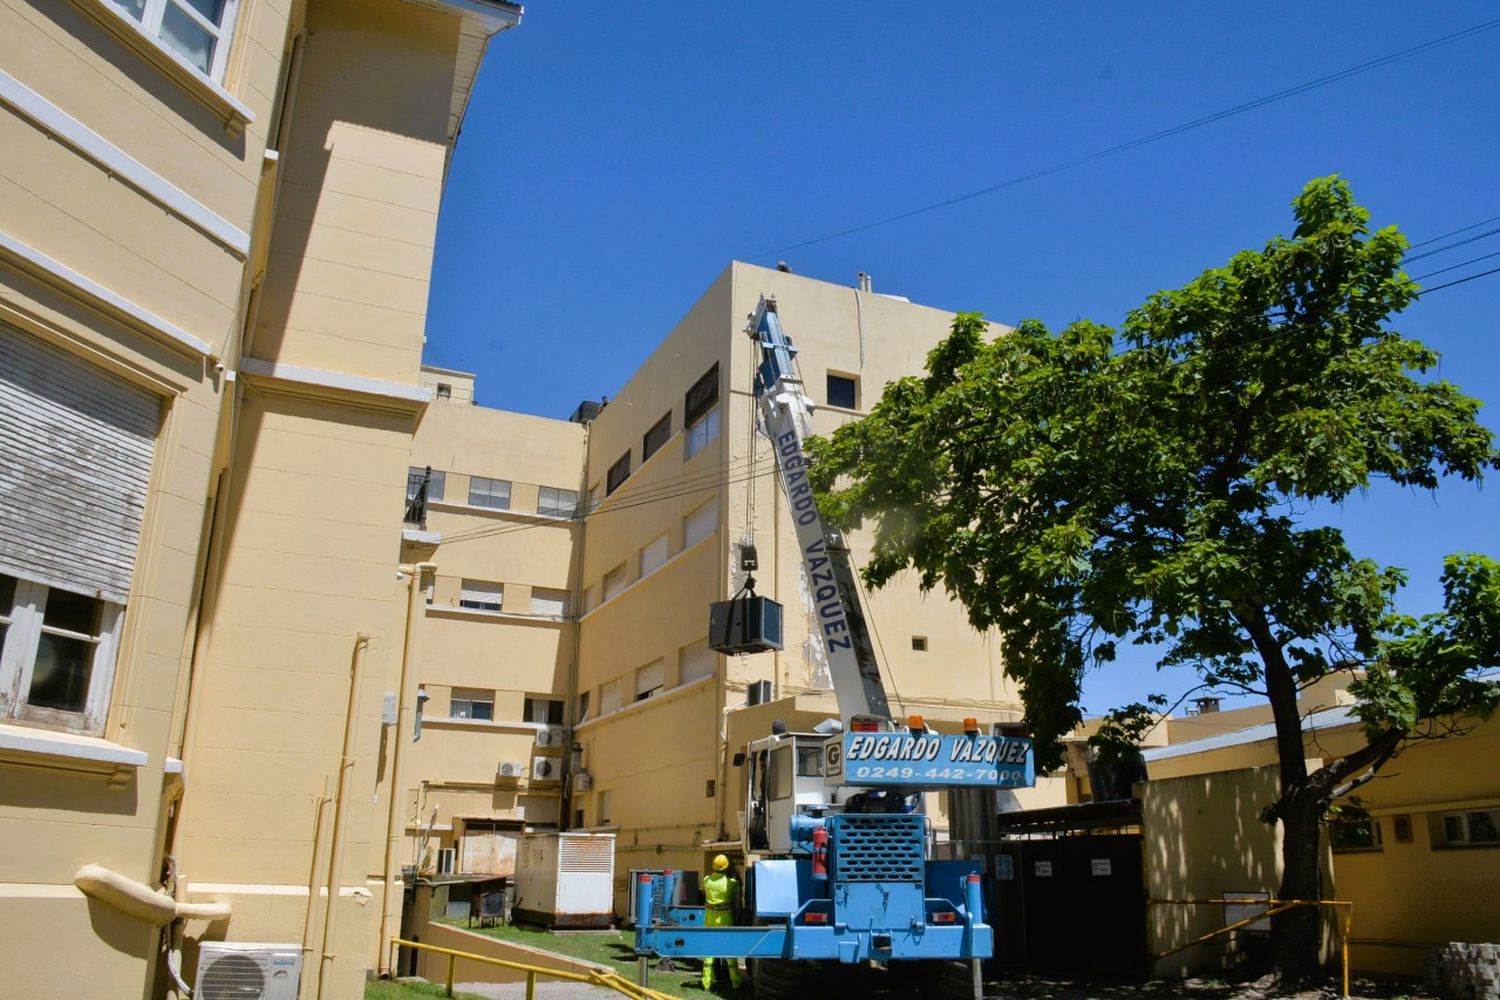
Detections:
[0, 0, 522, 996]
[398, 263, 1038, 907]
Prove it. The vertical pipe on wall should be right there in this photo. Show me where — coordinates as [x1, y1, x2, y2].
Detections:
[300, 776, 332, 976]
[377, 562, 435, 976]
[315, 632, 369, 1000]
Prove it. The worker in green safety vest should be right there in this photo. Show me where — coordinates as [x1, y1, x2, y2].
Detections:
[701, 854, 743, 990]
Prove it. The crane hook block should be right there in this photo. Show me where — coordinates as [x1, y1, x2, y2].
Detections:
[708, 595, 784, 655]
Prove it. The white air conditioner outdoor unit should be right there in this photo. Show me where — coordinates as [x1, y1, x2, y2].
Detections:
[535, 725, 564, 747]
[194, 942, 301, 1000]
[497, 761, 524, 779]
[531, 756, 560, 782]
[574, 770, 593, 792]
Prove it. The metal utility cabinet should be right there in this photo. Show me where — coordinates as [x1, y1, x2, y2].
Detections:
[511, 832, 616, 928]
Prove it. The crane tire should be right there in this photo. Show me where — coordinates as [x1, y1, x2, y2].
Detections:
[750, 957, 818, 1000]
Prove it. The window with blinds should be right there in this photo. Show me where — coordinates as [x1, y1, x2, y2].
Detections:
[0, 326, 157, 736]
[469, 476, 511, 510]
[639, 534, 669, 577]
[602, 564, 626, 602]
[537, 486, 578, 518]
[606, 452, 631, 496]
[459, 580, 503, 612]
[679, 638, 715, 685]
[599, 678, 622, 715]
[635, 659, 664, 701]
[530, 587, 569, 616]
[683, 500, 717, 549]
[642, 412, 671, 461]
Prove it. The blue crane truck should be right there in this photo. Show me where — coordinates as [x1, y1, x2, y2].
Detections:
[633, 297, 1035, 999]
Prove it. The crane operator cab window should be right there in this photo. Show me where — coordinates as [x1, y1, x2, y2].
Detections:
[768, 744, 793, 800]
[797, 743, 823, 778]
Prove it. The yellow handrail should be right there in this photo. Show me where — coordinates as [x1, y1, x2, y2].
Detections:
[1147, 898, 1354, 998]
[389, 936, 679, 1000]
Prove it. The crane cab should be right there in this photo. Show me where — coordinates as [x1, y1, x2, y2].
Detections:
[741, 732, 832, 855]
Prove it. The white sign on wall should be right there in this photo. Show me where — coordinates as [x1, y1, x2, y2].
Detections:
[1034, 861, 1053, 877]
[1091, 858, 1113, 877]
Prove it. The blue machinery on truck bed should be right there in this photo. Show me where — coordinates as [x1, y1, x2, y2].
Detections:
[633, 297, 1037, 999]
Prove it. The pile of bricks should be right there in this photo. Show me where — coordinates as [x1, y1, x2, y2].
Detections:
[1426, 942, 1500, 1000]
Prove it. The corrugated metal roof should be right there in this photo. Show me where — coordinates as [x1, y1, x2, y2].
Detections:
[1142, 705, 1359, 762]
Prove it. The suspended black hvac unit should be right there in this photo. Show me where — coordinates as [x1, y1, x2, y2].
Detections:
[708, 594, 783, 655]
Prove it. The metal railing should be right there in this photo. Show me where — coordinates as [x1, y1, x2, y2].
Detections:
[404, 468, 432, 528]
[389, 936, 677, 1000]
[1148, 897, 1355, 997]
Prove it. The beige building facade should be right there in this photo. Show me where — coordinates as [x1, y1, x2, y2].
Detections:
[0, 0, 521, 996]
[397, 263, 1036, 910]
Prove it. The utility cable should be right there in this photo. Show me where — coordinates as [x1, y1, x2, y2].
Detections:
[748, 17, 1500, 259]
[1403, 226, 1500, 263]
[1407, 213, 1500, 248]
[1409, 248, 1500, 282]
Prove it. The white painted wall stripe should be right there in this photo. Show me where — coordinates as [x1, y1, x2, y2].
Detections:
[0, 231, 215, 357]
[0, 68, 251, 257]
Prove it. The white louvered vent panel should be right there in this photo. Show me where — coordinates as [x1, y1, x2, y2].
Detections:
[0, 326, 159, 602]
[558, 834, 614, 873]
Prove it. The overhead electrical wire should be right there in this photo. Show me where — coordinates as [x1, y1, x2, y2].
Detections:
[747, 17, 1500, 259]
[435, 212, 1500, 549]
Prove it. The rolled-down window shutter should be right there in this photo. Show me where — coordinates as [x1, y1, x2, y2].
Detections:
[0, 326, 159, 602]
[635, 659, 664, 698]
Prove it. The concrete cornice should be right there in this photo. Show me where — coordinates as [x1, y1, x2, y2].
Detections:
[237, 357, 433, 415]
[0, 232, 216, 359]
[403, 0, 522, 32]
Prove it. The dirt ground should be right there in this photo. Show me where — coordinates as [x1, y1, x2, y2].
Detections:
[992, 972, 1436, 1000]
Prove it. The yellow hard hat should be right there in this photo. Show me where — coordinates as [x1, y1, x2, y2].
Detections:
[712, 854, 730, 872]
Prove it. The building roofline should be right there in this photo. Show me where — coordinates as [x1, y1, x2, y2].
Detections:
[1143, 705, 1359, 762]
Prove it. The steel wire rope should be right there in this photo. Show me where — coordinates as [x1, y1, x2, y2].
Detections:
[746, 17, 1500, 259]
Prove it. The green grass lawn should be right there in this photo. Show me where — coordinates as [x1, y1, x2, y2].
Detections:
[435, 918, 749, 999]
[364, 979, 486, 1000]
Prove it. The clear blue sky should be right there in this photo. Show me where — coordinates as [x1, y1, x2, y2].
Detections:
[425, 3, 1500, 718]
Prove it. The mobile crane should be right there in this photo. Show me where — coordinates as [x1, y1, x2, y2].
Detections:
[633, 297, 1035, 999]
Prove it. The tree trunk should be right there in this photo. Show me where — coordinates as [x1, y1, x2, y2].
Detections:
[1272, 794, 1324, 982]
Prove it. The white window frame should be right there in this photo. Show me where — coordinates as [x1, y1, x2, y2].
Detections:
[1442, 809, 1500, 846]
[0, 575, 124, 737]
[449, 687, 494, 720]
[459, 580, 503, 613]
[597, 788, 613, 825]
[537, 486, 578, 519]
[436, 846, 456, 875]
[684, 403, 720, 460]
[599, 678, 622, 716]
[408, 467, 446, 503]
[524, 696, 564, 726]
[109, 0, 243, 82]
[468, 476, 511, 510]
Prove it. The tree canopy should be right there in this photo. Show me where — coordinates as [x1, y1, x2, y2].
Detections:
[807, 176, 1500, 975]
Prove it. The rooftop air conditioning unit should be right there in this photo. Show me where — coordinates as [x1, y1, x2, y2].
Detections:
[531, 756, 560, 782]
[574, 770, 593, 792]
[497, 761, 524, 779]
[535, 725, 564, 747]
[194, 942, 301, 1000]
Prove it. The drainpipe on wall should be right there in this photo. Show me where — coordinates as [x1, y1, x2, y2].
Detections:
[561, 420, 591, 831]
[315, 632, 370, 1000]
[376, 562, 435, 978]
[300, 776, 332, 979]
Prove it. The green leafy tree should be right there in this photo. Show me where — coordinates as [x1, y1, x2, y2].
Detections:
[806, 177, 1500, 978]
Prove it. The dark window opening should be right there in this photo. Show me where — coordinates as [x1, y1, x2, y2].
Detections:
[685, 364, 719, 427]
[827, 373, 858, 409]
[606, 452, 631, 495]
[643, 413, 672, 461]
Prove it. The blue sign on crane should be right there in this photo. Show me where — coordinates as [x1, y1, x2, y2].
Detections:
[825, 732, 1035, 789]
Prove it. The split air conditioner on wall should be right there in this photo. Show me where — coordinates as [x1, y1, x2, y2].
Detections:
[194, 942, 301, 1000]
[497, 761, 524, 779]
[574, 770, 593, 791]
[535, 725, 564, 747]
[531, 756, 560, 782]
